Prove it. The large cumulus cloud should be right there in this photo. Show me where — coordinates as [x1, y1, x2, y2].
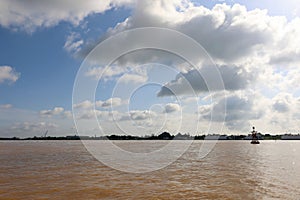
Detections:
[0, 0, 134, 32]
[105, 2, 283, 63]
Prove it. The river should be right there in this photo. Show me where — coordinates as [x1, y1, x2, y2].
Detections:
[0, 140, 299, 199]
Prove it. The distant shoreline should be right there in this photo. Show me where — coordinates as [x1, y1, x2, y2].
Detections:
[1, 132, 300, 140]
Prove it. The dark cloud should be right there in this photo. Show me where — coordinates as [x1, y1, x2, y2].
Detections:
[269, 51, 300, 66]
[273, 100, 289, 113]
[157, 65, 255, 96]
[199, 93, 263, 130]
[164, 103, 180, 113]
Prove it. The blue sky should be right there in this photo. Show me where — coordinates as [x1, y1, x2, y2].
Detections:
[1, 0, 300, 137]
[0, 8, 131, 110]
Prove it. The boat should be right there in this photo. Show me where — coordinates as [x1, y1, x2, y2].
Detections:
[251, 140, 260, 144]
[250, 126, 260, 144]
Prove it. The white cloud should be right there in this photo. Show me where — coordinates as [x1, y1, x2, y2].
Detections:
[74, 98, 124, 110]
[77, 109, 121, 121]
[85, 65, 128, 80]
[75, 107, 156, 124]
[84, 61, 149, 87]
[0, 66, 20, 84]
[11, 121, 58, 132]
[64, 32, 84, 56]
[128, 110, 156, 120]
[96, 97, 122, 108]
[40, 107, 64, 116]
[118, 73, 147, 83]
[40, 107, 72, 119]
[268, 18, 300, 66]
[164, 103, 181, 113]
[0, 0, 134, 32]
[0, 106, 74, 137]
[63, 111, 73, 119]
[73, 100, 94, 109]
[196, 90, 300, 133]
[76, 110, 98, 120]
[0, 104, 13, 109]
[264, 93, 300, 132]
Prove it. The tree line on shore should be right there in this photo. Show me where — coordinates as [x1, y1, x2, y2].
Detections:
[1, 131, 299, 140]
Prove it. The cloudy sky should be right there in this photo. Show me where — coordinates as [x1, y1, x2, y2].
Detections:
[1, 0, 300, 137]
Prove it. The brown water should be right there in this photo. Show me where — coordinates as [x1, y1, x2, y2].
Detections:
[0, 140, 299, 199]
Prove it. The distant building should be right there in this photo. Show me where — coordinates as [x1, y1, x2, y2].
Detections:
[174, 133, 192, 140]
[219, 135, 228, 140]
[204, 134, 227, 140]
[281, 134, 300, 140]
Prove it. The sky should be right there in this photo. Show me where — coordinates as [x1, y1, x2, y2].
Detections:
[1, 0, 300, 137]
